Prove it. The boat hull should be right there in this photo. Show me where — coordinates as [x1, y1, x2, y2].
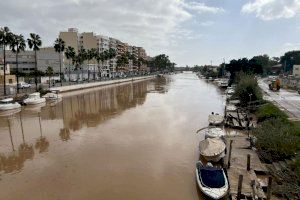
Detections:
[24, 98, 46, 105]
[201, 151, 225, 162]
[0, 103, 21, 111]
[196, 161, 228, 199]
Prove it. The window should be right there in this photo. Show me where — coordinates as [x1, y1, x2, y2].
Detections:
[9, 79, 12, 84]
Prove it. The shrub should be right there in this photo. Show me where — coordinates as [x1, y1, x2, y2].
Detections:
[233, 73, 262, 106]
[253, 118, 300, 163]
[255, 103, 288, 123]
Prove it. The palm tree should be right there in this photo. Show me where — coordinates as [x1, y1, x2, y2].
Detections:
[64, 46, 76, 82]
[78, 48, 87, 82]
[96, 53, 102, 79]
[10, 34, 26, 93]
[107, 48, 116, 78]
[117, 53, 129, 76]
[87, 48, 97, 82]
[0, 27, 13, 95]
[54, 38, 65, 86]
[98, 52, 106, 79]
[45, 66, 54, 88]
[27, 33, 42, 91]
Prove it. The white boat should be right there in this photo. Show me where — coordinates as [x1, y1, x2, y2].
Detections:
[218, 79, 229, 88]
[196, 161, 229, 199]
[226, 88, 235, 95]
[0, 98, 21, 111]
[226, 104, 237, 112]
[43, 90, 62, 102]
[205, 128, 226, 139]
[208, 114, 224, 126]
[23, 92, 46, 105]
[199, 138, 226, 162]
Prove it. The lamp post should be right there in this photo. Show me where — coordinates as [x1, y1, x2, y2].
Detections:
[249, 93, 253, 109]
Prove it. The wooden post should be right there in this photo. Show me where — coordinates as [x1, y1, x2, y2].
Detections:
[247, 154, 251, 171]
[267, 177, 273, 200]
[228, 140, 233, 168]
[237, 175, 243, 200]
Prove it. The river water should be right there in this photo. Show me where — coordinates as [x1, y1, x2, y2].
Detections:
[0, 72, 224, 200]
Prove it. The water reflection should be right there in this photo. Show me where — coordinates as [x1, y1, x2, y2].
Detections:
[0, 78, 164, 175]
[0, 115, 34, 174]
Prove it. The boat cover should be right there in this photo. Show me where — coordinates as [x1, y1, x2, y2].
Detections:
[198, 167, 225, 188]
[199, 138, 226, 156]
[207, 128, 225, 138]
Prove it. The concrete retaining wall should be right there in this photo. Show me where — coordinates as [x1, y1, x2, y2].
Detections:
[51, 76, 155, 93]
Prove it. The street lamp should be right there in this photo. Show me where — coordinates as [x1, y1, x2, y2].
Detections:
[249, 93, 253, 108]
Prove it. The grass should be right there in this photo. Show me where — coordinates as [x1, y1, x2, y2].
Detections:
[255, 103, 288, 123]
[253, 118, 300, 163]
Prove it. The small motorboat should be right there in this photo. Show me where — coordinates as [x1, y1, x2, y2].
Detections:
[218, 79, 229, 88]
[205, 128, 226, 139]
[0, 98, 21, 111]
[208, 114, 224, 126]
[23, 92, 46, 105]
[196, 161, 229, 199]
[43, 90, 62, 102]
[199, 138, 226, 162]
[225, 104, 237, 112]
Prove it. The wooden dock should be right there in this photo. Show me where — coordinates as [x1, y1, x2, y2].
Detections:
[224, 133, 269, 199]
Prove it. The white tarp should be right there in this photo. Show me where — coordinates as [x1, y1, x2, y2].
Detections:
[199, 138, 226, 156]
[206, 128, 225, 138]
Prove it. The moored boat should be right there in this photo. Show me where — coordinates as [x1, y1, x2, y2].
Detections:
[196, 161, 229, 199]
[208, 113, 224, 126]
[0, 98, 21, 111]
[43, 90, 62, 102]
[199, 138, 226, 162]
[23, 92, 46, 105]
[205, 127, 226, 139]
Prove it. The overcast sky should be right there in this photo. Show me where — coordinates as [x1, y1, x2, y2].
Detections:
[1, 0, 300, 66]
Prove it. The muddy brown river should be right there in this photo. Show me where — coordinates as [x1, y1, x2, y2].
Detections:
[0, 72, 224, 200]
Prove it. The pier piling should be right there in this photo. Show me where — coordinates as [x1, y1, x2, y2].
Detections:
[237, 175, 243, 200]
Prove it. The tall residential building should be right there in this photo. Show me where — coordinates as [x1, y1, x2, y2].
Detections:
[59, 28, 79, 53]
[80, 32, 97, 50]
[58, 28, 149, 77]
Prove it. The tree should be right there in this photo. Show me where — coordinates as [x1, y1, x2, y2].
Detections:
[45, 66, 54, 88]
[27, 33, 42, 91]
[73, 48, 86, 82]
[116, 53, 129, 74]
[10, 34, 26, 93]
[0, 27, 13, 95]
[280, 51, 300, 73]
[107, 48, 116, 77]
[87, 48, 97, 81]
[54, 38, 65, 86]
[64, 46, 76, 82]
[152, 54, 173, 72]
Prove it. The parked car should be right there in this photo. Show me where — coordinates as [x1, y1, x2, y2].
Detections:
[17, 82, 31, 89]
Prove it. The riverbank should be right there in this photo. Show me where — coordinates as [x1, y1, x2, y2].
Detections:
[50, 75, 155, 93]
[198, 73, 300, 199]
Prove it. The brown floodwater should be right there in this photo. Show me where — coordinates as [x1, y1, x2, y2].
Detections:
[0, 72, 225, 200]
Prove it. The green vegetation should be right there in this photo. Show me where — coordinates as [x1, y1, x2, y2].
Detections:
[255, 103, 288, 123]
[253, 119, 300, 163]
[148, 54, 175, 72]
[232, 73, 262, 106]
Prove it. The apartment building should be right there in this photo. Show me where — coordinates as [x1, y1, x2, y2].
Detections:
[0, 47, 61, 74]
[59, 28, 79, 53]
[293, 65, 300, 77]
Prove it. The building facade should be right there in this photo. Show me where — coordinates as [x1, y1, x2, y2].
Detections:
[293, 65, 300, 77]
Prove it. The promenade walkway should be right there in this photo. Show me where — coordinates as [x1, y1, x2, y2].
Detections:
[50, 75, 155, 93]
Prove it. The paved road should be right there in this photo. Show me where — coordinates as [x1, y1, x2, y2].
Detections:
[258, 79, 300, 118]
